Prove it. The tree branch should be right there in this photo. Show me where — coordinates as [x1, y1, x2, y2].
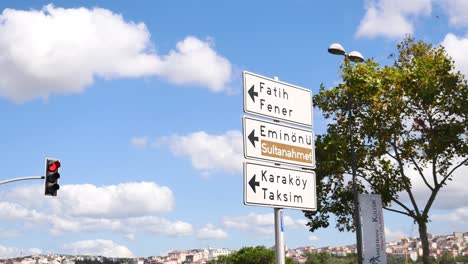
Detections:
[356, 169, 415, 219]
[423, 187, 440, 217]
[383, 206, 412, 217]
[432, 153, 438, 187]
[428, 114, 438, 187]
[409, 156, 433, 191]
[390, 197, 415, 218]
[390, 137, 421, 217]
[441, 157, 468, 186]
[384, 151, 397, 161]
[422, 157, 468, 217]
[422, 158, 467, 217]
[358, 173, 373, 188]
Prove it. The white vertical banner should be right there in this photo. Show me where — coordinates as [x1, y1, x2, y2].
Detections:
[359, 194, 387, 264]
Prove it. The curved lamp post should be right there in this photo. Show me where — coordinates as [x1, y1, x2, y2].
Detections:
[328, 43, 364, 264]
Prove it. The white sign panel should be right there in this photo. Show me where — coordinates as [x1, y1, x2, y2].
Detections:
[243, 71, 312, 127]
[359, 194, 387, 264]
[244, 162, 316, 210]
[243, 116, 315, 168]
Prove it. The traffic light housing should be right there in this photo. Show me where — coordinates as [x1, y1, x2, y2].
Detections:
[45, 158, 60, 196]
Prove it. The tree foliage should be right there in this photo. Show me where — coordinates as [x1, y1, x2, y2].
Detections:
[304, 37, 468, 264]
[205, 246, 293, 264]
[304, 252, 331, 264]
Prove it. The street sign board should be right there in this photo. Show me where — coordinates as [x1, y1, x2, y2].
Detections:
[244, 162, 316, 210]
[243, 71, 313, 127]
[243, 116, 315, 168]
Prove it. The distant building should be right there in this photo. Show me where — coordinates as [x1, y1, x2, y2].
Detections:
[183, 255, 194, 264]
[454, 232, 463, 239]
[167, 250, 186, 263]
[208, 248, 230, 259]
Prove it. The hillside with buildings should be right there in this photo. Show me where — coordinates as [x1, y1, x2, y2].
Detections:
[1, 232, 467, 264]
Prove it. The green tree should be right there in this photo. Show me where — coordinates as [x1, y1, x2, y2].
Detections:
[304, 252, 331, 264]
[304, 252, 359, 264]
[439, 252, 455, 264]
[454, 254, 468, 263]
[206, 255, 229, 264]
[206, 246, 293, 264]
[227, 246, 274, 264]
[304, 37, 468, 264]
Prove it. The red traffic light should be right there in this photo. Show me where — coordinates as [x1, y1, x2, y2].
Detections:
[48, 161, 61, 172]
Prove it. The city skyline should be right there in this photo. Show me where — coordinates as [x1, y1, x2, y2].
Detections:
[1, 230, 466, 262]
[1, 0, 467, 259]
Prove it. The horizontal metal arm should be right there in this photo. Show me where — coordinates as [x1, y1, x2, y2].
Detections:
[0, 176, 45, 185]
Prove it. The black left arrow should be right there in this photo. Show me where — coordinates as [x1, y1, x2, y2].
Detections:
[248, 85, 258, 102]
[249, 174, 260, 193]
[248, 130, 259, 147]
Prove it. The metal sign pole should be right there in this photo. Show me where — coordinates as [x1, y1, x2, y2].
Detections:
[274, 75, 286, 264]
[274, 208, 285, 264]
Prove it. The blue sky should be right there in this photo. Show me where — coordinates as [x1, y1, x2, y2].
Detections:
[1, 0, 468, 258]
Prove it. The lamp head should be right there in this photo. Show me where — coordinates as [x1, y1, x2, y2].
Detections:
[349, 51, 365, 62]
[328, 43, 346, 56]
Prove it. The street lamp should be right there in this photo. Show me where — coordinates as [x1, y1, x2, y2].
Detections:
[328, 43, 364, 264]
[328, 43, 364, 62]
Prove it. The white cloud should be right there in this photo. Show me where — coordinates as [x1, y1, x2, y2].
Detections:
[441, 33, 468, 77]
[130, 137, 149, 148]
[0, 202, 45, 222]
[223, 213, 307, 236]
[0, 200, 194, 237]
[308, 235, 320, 242]
[3, 182, 174, 218]
[63, 182, 174, 218]
[62, 239, 134, 258]
[439, 0, 468, 27]
[125, 233, 135, 241]
[355, 0, 431, 39]
[0, 229, 20, 238]
[385, 227, 407, 241]
[0, 245, 42, 259]
[155, 37, 232, 91]
[0, 5, 233, 103]
[197, 224, 228, 240]
[0, 182, 193, 237]
[158, 130, 243, 175]
[129, 216, 193, 237]
[284, 217, 308, 228]
[432, 207, 468, 226]
[48, 215, 194, 237]
[0, 4, 156, 102]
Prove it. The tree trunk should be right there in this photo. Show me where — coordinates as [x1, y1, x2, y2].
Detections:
[417, 219, 431, 264]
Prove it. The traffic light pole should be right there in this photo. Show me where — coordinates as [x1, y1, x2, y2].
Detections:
[0, 176, 45, 186]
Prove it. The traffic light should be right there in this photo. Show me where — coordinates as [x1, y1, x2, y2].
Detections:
[45, 158, 60, 196]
